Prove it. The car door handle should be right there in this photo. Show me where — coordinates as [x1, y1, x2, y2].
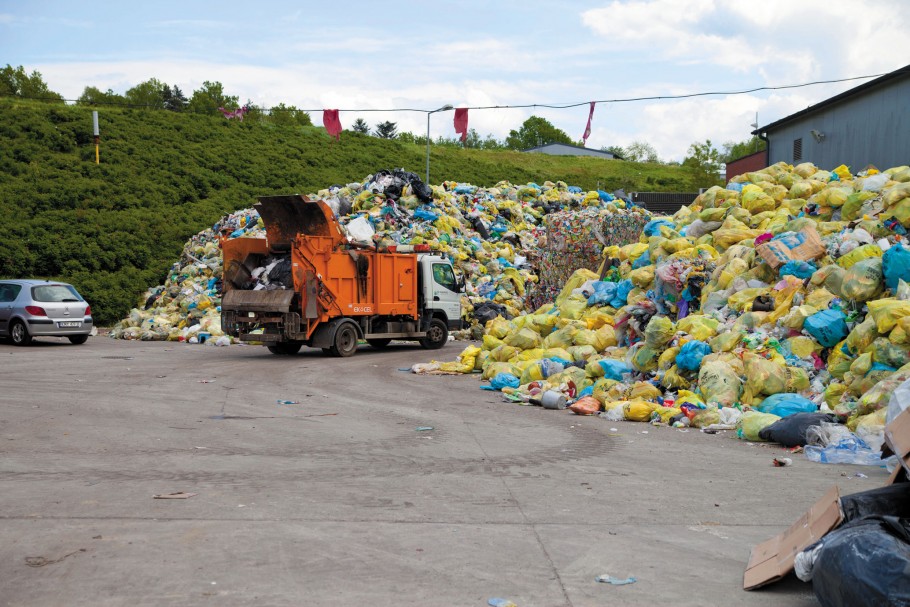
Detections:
[433, 296, 440, 301]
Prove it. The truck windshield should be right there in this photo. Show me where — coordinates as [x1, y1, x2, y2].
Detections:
[432, 263, 457, 292]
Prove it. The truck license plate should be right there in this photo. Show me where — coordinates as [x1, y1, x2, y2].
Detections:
[58, 321, 81, 328]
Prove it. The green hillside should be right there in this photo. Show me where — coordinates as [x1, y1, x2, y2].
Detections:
[0, 98, 699, 325]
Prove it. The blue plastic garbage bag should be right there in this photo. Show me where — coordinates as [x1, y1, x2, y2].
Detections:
[779, 260, 817, 280]
[726, 182, 744, 192]
[610, 280, 634, 309]
[597, 190, 614, 201]
[538, 359, 565, 378]
[568, 186, 583, 194]
[643, 218, 675, 237]
[632, 250, 651, 269]
[587, 281, 618, 306]
[490, 373, 520, 391]
[755, 393, 817, 417]
[598, 359, 633, 381]
[804, 309, 849, 348]
[676, 340, 712, 371]
[413, 208, 439, 221]
[454, 184, 476, 194]
[883, 244, 910, 293]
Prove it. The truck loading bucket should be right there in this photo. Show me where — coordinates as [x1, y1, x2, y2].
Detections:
[222, 289, 295, 313]
[255, 195, 334, 249]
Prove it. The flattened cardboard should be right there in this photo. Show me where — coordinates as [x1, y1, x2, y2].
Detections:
[884, 406, 910, 467]
[755, 224, 825, 270]
[743, 485, 842, 590]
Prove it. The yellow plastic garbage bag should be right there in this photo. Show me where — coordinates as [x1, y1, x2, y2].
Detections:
[567, 345, 598, 362]
[739, 411, 781, 441]
[661, 365, 691, 389]
[489, 344, 520, 362]
[487, 317, 512, 339]
[631, 344, 660, 373]
[653, 406, 683, 424]
[505, 328, 543, 350]
[836, 244, 883, 269]
[623, 400, 659, 422]
[710, 331, 742, 352]
[583, 310, 614, 330]
[542, 347, 573, 361]
[482, 361, 517, 380]
[515, 348, 545, 362]
[558, 295, 589, 320]
[592, 378, 620, 405]
[699, 360, 742, 406]
[658, 346, 681, 371]
[438, 345, 481, 373]
[691, 407, 722, 429]
[868, 299, 910, 333]
[543, 326, 578, 349]
[676, 315, 720, 341]
[483, 334, 504, 351]
[644, 316, 675, 349]
[555, 269, 599, 306]
[628, 265, 655, 288]
[840, 257, 884, 302]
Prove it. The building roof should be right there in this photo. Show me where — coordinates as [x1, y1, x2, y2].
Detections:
[523, 142, 616, 158]
[753, 64, 910, 135]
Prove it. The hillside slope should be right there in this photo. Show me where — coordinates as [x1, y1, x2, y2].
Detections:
[0, 99, 697, 324]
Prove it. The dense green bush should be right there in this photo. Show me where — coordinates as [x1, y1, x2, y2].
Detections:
[0, 98, 697, 325]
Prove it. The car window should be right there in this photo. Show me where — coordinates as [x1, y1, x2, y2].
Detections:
[432, 263, 457, 292]
[0, 284, 22, 303]
[32, 284, 83, 303]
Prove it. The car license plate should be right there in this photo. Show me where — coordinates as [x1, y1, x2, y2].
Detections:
[58, 321, 81, 328]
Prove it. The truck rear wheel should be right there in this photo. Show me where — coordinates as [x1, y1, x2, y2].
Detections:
[268, 342, 302, 355]
[329, 324, 358, 357]
[420, 318, 448, 350]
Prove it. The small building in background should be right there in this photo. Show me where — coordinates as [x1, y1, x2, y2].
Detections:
[725, 149, 768, 181]
[754, 64, 909, 171]
[524, 142, 617, 159]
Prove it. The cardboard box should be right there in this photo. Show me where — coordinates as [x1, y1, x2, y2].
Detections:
[884, 407, 910, 484]
[743, 486, 843, 590]
[755, 224, 825, 270]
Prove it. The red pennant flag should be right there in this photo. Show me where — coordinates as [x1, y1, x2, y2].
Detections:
[453, 108, 469, 143]
[582, 102, 596, 145]
[323, 109, 342, 141]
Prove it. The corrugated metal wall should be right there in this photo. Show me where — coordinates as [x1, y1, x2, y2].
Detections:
[767, 77, 909, 170]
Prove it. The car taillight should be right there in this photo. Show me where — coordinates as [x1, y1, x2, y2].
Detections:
[84, 305, 91, 316]
[25, 305, 47, 316]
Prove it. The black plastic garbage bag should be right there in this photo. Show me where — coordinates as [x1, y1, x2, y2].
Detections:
[840, 483, 910, 522]
[473, 302, 511, 325]
[811, 515, 910, 607]
[267, 257, 293, 288]
[758, 412, 838, 446]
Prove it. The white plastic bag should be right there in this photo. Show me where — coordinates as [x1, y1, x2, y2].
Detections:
[886, 378, 910, 425]
[345, 215, 375, 245]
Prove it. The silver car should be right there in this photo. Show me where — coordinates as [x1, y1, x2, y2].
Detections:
[0, 279, 94, 346]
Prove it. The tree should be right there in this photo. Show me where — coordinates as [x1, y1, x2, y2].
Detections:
[0, 64, 64, 102]
[124, 78, 168, 108]
[481, 134, 504, 150]
[163, 85, 187, 112]
[77, 86, 126, 106]
[683, 139, 723, 186]
[374, 121, 398, 139]
[464, 128, 482, 148]
[351, 118, 370, 134]
[268, 103, 311, 126]
[187, 81, 239, 116]
[623, 141, 659, 163]
[602, 145, 625, 158]
[505, 116, 572, 150]
[721, 136, 766, 162]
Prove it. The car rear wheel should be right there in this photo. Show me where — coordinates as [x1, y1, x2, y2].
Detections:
[10, 320, 32, 346]
[68, 335, 88, 345]
[267, 342, 302, 355]
[420, 318, 448, 350]
[330, 324, 358, 357]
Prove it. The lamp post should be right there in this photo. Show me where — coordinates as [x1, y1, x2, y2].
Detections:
[426, 104, 454, 184]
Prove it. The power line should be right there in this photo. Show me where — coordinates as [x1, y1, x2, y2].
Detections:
[0, 71, 888, 115]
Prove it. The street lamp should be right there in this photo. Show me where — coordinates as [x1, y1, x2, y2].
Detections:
[426, 104, 454, 184]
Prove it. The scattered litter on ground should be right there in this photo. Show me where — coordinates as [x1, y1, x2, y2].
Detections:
[152, 492, 198, 499]
[595, 574, 637, 585]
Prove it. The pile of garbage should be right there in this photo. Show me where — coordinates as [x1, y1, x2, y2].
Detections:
[424, 161, 910, 462]
[110, 170, 650, 342]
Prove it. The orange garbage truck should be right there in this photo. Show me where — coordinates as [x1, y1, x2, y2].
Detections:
[220, 194, 464, 357]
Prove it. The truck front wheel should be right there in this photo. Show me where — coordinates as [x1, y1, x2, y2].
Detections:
[268, 342, 302, 355]
[330, 324, 358, 357]
[420, 318, 448, 350]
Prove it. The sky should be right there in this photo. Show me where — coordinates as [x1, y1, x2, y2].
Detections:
[2, 0, 908, 162]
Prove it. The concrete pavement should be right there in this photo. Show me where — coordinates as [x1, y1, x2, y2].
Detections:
[0, 336, 887, 606]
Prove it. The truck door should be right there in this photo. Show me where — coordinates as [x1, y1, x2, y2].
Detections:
[429, 262, 462, 329]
